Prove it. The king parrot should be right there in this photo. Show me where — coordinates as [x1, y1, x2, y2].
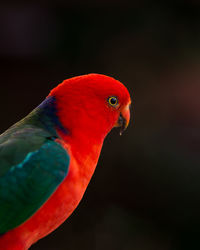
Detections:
[0, 74, 131, 250]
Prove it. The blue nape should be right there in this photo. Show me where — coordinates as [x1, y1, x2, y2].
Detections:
[37, 96, 68, 136]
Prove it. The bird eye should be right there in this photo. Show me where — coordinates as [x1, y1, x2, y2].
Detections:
[108, 96, 118, 107]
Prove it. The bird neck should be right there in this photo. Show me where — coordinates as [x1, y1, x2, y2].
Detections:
[58, 127, 104, 168]
[23, 96, 68, 137]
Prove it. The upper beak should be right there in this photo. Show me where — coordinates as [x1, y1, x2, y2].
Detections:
[115, 104, 130, 135]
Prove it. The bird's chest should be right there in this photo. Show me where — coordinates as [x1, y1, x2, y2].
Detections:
[48, 159, 93, 224]
[23, 152, 97, 247]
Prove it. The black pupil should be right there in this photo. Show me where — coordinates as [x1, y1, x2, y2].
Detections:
[110, 97, 117, 105]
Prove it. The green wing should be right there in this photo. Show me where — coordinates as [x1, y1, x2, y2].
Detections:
[0, 126, 70, 233]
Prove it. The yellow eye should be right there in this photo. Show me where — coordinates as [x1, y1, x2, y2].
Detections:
[108, 96, 118, 107]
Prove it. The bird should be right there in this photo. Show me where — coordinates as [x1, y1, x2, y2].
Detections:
[0, 73, 131, 249]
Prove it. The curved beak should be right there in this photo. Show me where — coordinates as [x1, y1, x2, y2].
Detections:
[115, 104, 130, 135]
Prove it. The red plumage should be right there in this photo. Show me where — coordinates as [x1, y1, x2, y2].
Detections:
[0, 74, 131, 249]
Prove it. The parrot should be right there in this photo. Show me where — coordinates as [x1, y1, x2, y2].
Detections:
[0, 73, 131, 250]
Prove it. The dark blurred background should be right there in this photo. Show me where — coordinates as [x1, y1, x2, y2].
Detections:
[1, 1, 200, 250]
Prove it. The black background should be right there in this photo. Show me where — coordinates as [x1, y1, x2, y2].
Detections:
[0, 1, 200, 250]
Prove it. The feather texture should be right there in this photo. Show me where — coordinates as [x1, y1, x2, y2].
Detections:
[0, 97, 70, 233]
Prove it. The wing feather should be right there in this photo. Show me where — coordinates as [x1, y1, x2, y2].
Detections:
[0, 127, 69, 233]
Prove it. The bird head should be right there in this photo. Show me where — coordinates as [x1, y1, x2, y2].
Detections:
[49, 74, 131, 141]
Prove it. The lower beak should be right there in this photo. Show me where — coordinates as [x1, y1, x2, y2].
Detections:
[115, 105, 130, 135]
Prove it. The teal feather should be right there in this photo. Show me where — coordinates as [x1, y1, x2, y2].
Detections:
[0, 96, 70, 233]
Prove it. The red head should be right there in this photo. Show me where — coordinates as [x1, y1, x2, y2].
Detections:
[49, 74, 131, 143]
